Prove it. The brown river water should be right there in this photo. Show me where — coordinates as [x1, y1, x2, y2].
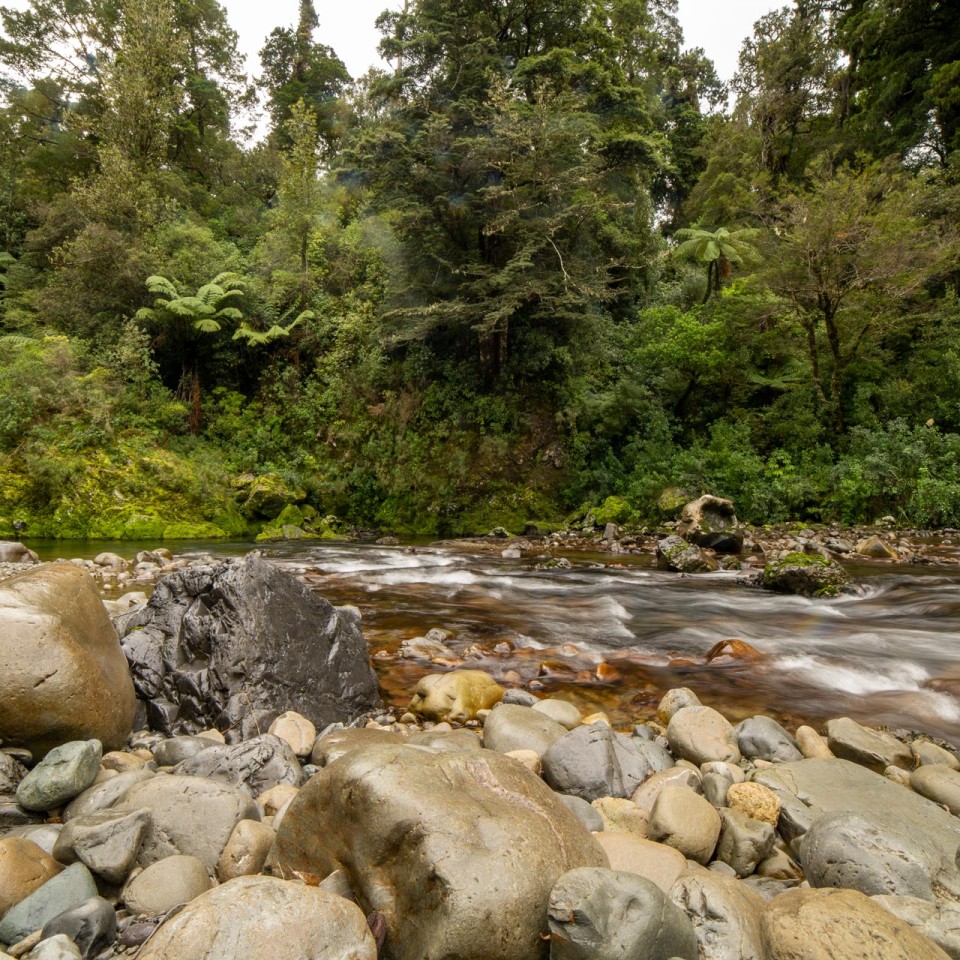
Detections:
[30, 539, 960, 742]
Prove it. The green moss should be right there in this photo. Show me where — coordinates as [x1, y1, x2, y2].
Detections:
[273, 503, 305, 528]
[241, 473, 306, 519]
[758, 552, 849, 597]
[163, 521, 227, 539]
[593, 496, 633, 526]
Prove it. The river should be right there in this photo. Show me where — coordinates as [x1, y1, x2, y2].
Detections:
[27, 538, 960, 740]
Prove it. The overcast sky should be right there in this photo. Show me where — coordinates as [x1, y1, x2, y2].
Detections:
[232, 0, 783, 82]
[3, 0, 783, 84]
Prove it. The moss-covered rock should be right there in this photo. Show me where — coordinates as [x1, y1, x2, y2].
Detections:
[273, 504, 306, 529]
[657, 487, 689, 519]
[163, 521, 227, 540]
[240, 473, 306, 519]
[656, 535, 717, 573]
[758, 552, 850, 597]
[593, 496, 633, 526]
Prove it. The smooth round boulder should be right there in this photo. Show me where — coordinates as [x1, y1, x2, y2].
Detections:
[151, 737, 215, 768]
[668, 707, 741, 766]
[269, 742, 607, 960]
[648, 784, 721, 865]
[122, 855, 211, 916]
[548, 867, 698, 960]
[656, 688, 701, 726]
[633, 768, 702, 812]
[26, 935, 81, 960]
[0, 564, 136, 756]
[16, 741, 102, 812]
[670, 869, 767, 960]
[912, 741, 960, 770]
[794, 726, 833, 759]
[0, 838, 62, 916]
[62, 770, 154, 823]
[268, 712, 317, 758]
[110, 775, 259, 871]
[542, 724, 657, 801]
[408, 670, 504, 723]
[592, 798, 649, 837]
[310, 728, 401, 767]
[532, 699, 581, 730]
[911, 765, 960, 816]
[136, 876, 376, 960]
[593, 834, 687, 893]
[482, 703, 568, 757]
[735, 716, 803, 763]
[761, 887, 951, 959]
[215, 820, 275, 881]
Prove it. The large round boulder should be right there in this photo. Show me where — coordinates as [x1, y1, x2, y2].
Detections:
[0, 564, 136, 756]
[137, 875, 376, 960]
[269, 742, 607, 960]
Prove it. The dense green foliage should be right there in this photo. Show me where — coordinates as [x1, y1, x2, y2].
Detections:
[1, 0, 959, 538]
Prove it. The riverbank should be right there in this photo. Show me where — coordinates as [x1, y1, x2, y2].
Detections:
[0, 553, 959, 959]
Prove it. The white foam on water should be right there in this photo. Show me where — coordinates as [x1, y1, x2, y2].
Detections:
[776, 655, 931, 695]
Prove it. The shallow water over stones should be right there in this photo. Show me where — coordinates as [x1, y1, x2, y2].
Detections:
[27, 538, 960, 740]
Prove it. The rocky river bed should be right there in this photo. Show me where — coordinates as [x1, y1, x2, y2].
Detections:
[3, 519, 960, 958]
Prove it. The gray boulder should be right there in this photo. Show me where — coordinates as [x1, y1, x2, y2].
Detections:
[115, 555, 380, 737]
[63, 770, 154, 822]
[542, 723, 658, 801]
[269, 741, 607, 960]
[668, 706, 740, 765]
[656, 537, 715, 574]
[0, 542, 38, 563]
[556, 793, 604, 833]
[151, 737, 216, 768]
[0, 752, 28, 794]
[800, 808, 960, 901]
[16, 741, 102, 812]
[825, 717, 912, 771]
[110, 775, 259, 871]
[0, 564, 136, 757]
[482, 704, 568, 757]
[52, 809, 150, 885]
[735, 716, 803, 763]
[548, 867, 698, 960]
[173, 734, 301, 797]
[0, 863, 98, 945]
[41, 897, 116, 960]
[670, 869, 767, 960]
[873, 895, 960, 960]
[136, 876, 376, 960]
[715, 809, 776, 877]
[648, 784, 721, 865]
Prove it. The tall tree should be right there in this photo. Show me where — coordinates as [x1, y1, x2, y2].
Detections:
[349, 0, 665, 381]
[259, 0, 350, 156]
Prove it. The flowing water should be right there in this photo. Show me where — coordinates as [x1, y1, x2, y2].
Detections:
[29, 538, 960, 740]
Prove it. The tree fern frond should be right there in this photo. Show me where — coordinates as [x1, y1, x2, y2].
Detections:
[194, 318, 222, 333]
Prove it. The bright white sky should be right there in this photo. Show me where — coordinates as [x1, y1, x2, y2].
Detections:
[3, 0, 784, 84]
[232, 0, 783, 81]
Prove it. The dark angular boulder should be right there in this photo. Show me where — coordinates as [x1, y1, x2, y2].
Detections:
[116, 555, 380, 737]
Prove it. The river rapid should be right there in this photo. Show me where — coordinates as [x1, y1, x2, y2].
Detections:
[29, 538, 960, 740]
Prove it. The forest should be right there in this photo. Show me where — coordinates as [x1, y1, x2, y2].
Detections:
[1, 0, 959, 539]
